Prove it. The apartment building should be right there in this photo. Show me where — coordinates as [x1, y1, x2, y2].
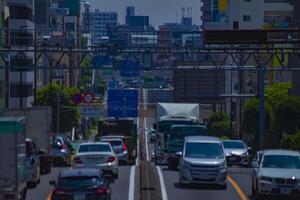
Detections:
[7, 0, 35, 108]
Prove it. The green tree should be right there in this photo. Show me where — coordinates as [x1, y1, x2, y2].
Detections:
[273, 96, 300, 137]
[34, 84, 80, 133]
[265, 82, 292, 107]
[280, 131, 300, 151]
[242, 98, 271, 150]
[207, 112, 230, 137]
[210, 120, 231, 138]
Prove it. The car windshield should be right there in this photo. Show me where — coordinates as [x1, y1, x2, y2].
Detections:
[262, 155, 300, 169]
[170, 126, 208, 140]
[223, 141, 246, 149]
[57, 176, 101, 190]
[185, 142, 224, 159]
[78, 144, 111, 153]
[159, 121, 194, 133]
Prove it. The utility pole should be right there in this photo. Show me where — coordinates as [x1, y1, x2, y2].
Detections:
[57, 91, 60, 134]
[258, 66, 265, 150]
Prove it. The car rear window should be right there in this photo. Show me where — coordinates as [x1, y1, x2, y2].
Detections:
[57, 176, 101, 190]
[102, 140, 122, 146]
[78, 144, 112, 153]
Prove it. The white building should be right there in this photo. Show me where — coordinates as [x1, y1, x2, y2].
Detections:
[205, 0, 294, 29]
[82, 6, 117, 45]
[7, 0, 35, 108]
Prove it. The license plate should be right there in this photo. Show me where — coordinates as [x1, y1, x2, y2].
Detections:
[74, 194, 85, 200]
[228, 157, 237, 161]
[195, 174, 210, 179]
[282, 188, 290, 195]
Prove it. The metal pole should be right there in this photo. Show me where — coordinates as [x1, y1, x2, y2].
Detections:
[57, 92, 60, 134]
[20, 71, 23, 108]
[34, 28, 37, 103]
[258, 66, 265, 150]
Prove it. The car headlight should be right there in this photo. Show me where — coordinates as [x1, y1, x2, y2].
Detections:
[242, 151, 249, 156]
[260, 176, 273, 183]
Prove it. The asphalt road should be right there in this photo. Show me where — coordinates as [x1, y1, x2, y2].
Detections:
[26, 166, 133, 200]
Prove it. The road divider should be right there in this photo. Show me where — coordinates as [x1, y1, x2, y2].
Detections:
[156, 166, 168, 200]
[227, 175, 248, 200]
[128, 166, 136, 200]
[144, 118, 149, 161]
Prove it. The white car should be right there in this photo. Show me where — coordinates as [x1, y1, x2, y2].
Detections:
[73, 142, 118, 179]
[252, 150, 300, 199]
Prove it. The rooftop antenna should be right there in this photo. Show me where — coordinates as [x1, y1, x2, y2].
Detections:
[182, 7, 185, 18]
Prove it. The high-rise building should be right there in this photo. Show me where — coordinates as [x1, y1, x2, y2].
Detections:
[82, 9, 117, 45]
[0, 0, 7, 109]
[7, 0, 35, 108]
[125, 6, 149, 27]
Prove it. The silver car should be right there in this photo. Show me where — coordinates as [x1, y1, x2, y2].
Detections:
[223, 140, 249, 166]
[73, 142, 118, 179]
[252, 150, 300, 199]
[100, 138, 129, 165]
[178, 136, 227, 189]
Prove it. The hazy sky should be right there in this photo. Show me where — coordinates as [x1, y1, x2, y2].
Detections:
[86, 0, 202, 28]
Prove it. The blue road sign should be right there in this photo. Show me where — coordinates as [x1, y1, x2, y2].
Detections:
[108, 89, 138, 118]
[120, 60, 140, 77]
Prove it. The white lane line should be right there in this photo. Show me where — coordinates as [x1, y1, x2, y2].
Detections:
[128, 166, 136, 200]
[144, 117, 149, 161]
[156, 166, 168, 200]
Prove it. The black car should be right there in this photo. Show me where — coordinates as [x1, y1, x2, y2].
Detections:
[50, 169, 111, 200]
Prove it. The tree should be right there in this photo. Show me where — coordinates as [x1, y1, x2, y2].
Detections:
[265, 82, 292, 107]
[242, 98, 271, 150]
[273, 96, 300, 137]
[210, 120, 231, 138]
[34, 84, 80, 133]
[207, 112, 230, 137]
[280, 131, 300, 151]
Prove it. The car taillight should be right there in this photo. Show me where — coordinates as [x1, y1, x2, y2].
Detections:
[107, 157, 116, 163]
[52, 189, 65, 196]
[95, 187, 108, 195]
[122, 143, 127, 152]
[74, 157, 82, 164]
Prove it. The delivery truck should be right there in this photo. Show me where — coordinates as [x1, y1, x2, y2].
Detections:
[154, 103, 199, 164]
[0, 117, 28, 200]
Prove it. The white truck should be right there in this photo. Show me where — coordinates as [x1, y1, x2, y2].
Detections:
[154, 103, 200, 164]
[0, 117, 28, 200]
[2, 107, 53, 175]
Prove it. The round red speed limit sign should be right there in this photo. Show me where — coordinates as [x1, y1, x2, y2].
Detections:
[83, 93, 94, 104]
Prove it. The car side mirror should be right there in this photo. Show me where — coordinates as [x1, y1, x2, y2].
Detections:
[49, 180, 56, 186]
[175, 151, 182, 157]
[251, 161, 259, 168]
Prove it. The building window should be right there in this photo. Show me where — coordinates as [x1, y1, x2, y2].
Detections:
[9, 6, 33, 21]
[10, 84, 33, 98]
[10, 31, 33, 46]
[243, 15, 251, 22]
[0, 80, 5, 98]
[65, 22, 75, 30]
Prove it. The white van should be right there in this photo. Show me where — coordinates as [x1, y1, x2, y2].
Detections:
[178, 136, 227, 189]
